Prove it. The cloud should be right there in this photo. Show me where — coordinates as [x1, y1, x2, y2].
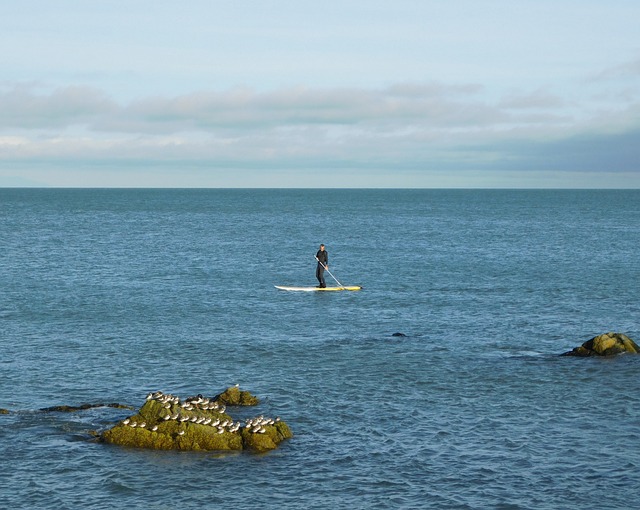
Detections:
[0, 81, 638, 181]
[487, 127, 640, 174]
[498, 89, 566, 110]
[590, 55, 640, 82]
[0, 82, 534, 135]
[0, 84, 116, 129]
[98, 84, 503, 134]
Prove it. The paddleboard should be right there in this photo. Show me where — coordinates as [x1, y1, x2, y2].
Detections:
[275, 285, 362, 292]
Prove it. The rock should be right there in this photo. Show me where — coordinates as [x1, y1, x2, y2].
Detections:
[392, 332, 407, 337]
[241, 421, 293, 453]
[561, 332, 639, 357]
[41, 403, 133, 412]
[101, 390, 291, 453]
[214, 386, 260, 406]
[0, 408, 10, 415]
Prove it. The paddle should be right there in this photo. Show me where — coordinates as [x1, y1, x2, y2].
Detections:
[315, 256, 345, 289]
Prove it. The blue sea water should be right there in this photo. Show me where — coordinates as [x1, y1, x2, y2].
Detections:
[1, 188, 639, 509]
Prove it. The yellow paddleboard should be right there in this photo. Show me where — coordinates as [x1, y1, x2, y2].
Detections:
[275, 285, 362, 292]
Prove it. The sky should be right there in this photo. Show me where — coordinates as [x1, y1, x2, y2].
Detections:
[1, 0, 639, 188]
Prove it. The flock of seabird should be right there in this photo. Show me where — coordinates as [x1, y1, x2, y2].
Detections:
[147, 390, 228, 414]
[119, 390, 280, 436]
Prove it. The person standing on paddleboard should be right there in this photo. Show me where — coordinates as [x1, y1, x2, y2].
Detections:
[316, 244, 328, 288]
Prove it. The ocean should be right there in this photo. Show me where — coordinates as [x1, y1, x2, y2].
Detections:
[1, 188, 639, 509]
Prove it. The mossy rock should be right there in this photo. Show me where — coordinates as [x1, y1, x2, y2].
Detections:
[561, 332, 639, 357]
[102, 399, 238, 451]
[101, 391, 290, 453]
[241, 421, 293, 453]
[102, 420, 243, 451]
[136, 399, 232, 426]
[0, 408, 10, 415]
[215, 386, 259, 406]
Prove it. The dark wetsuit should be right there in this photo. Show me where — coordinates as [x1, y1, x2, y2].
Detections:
[316, 249, 328, 287]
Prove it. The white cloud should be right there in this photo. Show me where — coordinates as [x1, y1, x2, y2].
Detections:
[0, 82, 565, 135]
[0, 84, 115, 129]
[0, 80, 638, 186]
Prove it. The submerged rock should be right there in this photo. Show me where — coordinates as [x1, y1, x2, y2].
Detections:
[101, 389, 291, 453]
[0, 408, 10, 415]
[41, 403, 133, 412]
[561, 332, 639, 357]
